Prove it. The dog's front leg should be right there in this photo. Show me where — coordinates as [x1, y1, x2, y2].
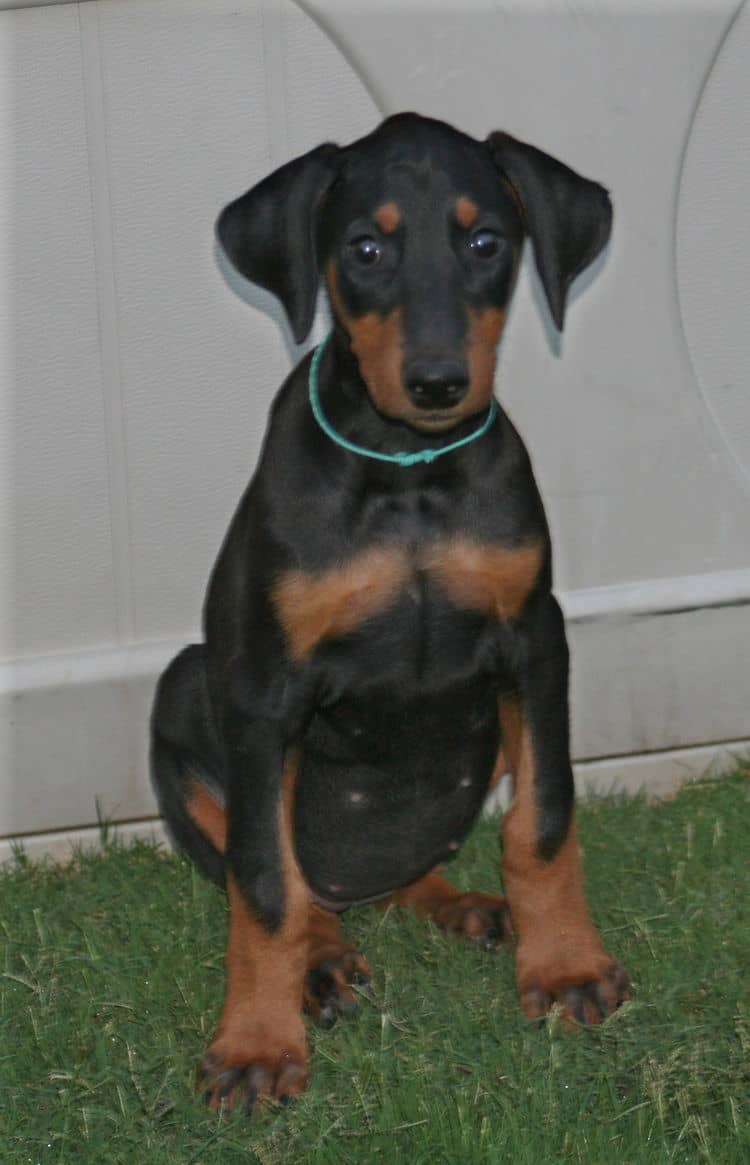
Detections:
[199, 666, 312, 1113]
[499, 595, 630, 1023]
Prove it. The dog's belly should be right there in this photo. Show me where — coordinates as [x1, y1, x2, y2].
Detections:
[293, 683, 500, 908]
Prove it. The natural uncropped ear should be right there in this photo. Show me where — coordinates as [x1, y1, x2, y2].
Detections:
[486, 131, 612, 330]
[216, 142, 340, 344]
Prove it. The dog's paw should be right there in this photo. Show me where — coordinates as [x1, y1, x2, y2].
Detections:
[304, 945, 371, 1029]
[520, 962, 631, 1025]
[434, 892, 513, 951]
[198, 1041, 308, 1114]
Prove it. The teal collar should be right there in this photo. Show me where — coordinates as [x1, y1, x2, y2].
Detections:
[308, 333, 498, 467]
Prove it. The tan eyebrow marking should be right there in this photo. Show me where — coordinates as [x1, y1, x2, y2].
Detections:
[373, 201, 401, 234]
[455, 196, 480, 229]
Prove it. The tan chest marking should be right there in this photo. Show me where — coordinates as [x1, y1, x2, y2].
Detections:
[424, 537, 544, 621]
[273, 537, 543, 661]
[272, 547, 412, 661]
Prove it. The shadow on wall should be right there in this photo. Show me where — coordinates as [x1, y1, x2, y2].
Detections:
[215, 240, 329, 366]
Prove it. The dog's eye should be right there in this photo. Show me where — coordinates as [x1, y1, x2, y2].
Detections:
[469, 229, 502, 258]
[349, 236, 383, 266]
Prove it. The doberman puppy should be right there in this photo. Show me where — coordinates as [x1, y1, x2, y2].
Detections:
[151, 112, 630, 1114]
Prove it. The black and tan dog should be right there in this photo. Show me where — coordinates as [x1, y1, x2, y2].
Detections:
[151, 112, 630, 1113]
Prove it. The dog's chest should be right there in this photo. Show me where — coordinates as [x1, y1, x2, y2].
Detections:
[279, 533, 533, 905]
[272, 535, 543, 668]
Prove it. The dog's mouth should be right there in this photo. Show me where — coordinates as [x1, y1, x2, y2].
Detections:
[408, 411, 466, 433]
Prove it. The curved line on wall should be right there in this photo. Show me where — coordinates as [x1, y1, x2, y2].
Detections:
[291, 0, 387, 116]
[673, 0, 750, 494]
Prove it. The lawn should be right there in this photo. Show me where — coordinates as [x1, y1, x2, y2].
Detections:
[2, 767, 749, 1164]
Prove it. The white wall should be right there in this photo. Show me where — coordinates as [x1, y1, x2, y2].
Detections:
[1, 0, 749, 858]
[0, 0, 379, 851]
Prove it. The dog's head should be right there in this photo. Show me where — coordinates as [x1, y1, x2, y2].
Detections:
[217, 113, 611, 433]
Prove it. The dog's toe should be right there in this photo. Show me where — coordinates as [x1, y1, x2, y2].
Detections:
[304, 948, 371, 1028]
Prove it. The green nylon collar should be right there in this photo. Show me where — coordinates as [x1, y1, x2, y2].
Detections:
[308, 333, 498, 467]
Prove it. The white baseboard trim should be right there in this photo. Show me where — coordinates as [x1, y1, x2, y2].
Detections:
[2, 738, 746, 866]
[3, 561, 750, 695]
[2, 565, 749, 846]
[483, 737, 750, 815]
[0, 639, 181, 695]
[0, 818, 170, 866]
[4, 562, 750, 697]
[574, 738, 749, 796]
[558, 565, 750, 622]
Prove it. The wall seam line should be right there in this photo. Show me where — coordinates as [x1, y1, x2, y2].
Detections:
[78, 0, 136, 643]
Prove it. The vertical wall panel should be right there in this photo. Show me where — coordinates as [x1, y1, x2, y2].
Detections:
[96, 0, 281, 640]
[1, 0, 381, 843]
[97, 0, 378, 642]
[0, 4, 117, 660]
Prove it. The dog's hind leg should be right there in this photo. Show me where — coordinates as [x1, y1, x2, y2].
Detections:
[382, 871, 512, 951]
[150, 644, 227, 886]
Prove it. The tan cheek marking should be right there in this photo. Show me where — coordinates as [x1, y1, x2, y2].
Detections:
[466, 306, 506, 403]
[455, 196, 480, 229]
[374, 201, 401, 233]
[273, 547, 412, 661]
[425, 537, 544, 621]
[347, 307, 406, 415]
[498, 701, 613, 1001]
[325, 260, 344, 311]
[326, 263, 406, 416]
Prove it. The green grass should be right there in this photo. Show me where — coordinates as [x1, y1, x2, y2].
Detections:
[2, 768, 749, 1164]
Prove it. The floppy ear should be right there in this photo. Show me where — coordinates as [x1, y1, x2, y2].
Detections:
[486, 132, 612, 330]
[216, 142, 340, 344]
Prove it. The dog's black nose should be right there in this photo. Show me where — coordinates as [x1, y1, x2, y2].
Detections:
[405, 360, 469, 410]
